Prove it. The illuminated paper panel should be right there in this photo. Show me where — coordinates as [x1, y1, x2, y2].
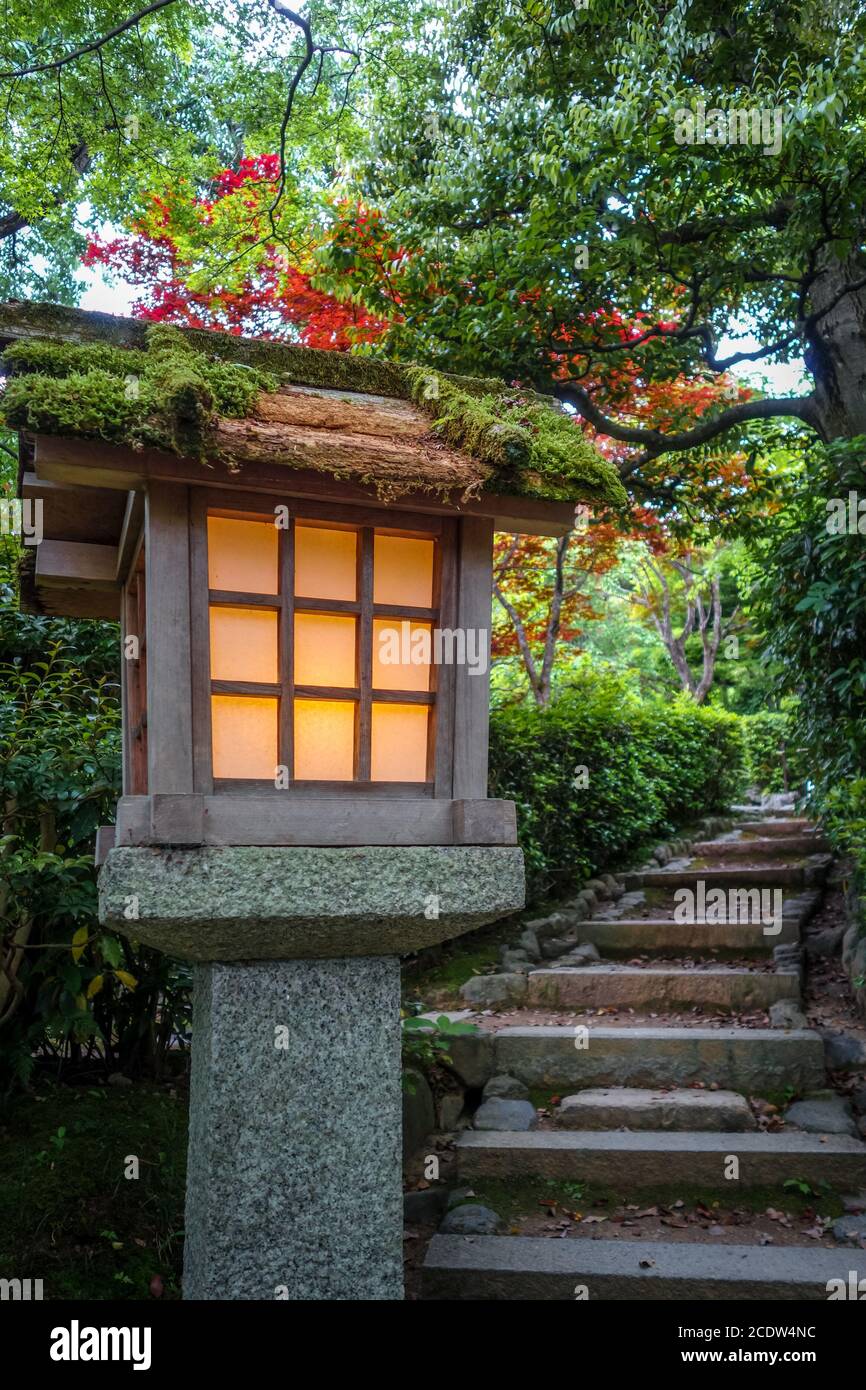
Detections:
[207, 516, 278, 594]
[294, 699, 355, 780]
[371, 702, 429, 782]
[294, 613, 357, 687]
[209, 607, 278, 683]
[372, 619, 432, 692]
[211, 696, 278, 779]
[295, 525, 357, 601]
[373, 535, 434, 607]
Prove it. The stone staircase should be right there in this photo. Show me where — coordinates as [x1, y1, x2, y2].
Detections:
[421, 805, 866, 1300]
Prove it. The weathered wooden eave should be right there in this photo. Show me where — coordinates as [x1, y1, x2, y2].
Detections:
[30, 432, 575, 532]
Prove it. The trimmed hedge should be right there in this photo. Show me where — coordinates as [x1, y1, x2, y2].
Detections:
[488, 667, 747, 899]
[739, 710, 808, 795]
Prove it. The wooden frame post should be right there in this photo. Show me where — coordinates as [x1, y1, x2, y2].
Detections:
[145, 482, 194, 794]
[452, 517, 494, 800]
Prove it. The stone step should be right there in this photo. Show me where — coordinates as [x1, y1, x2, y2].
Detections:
[578, 917, 799, 956]
[627, 862, 827, 891]
[457, 1129, 866, 1189]
[556, 1087, 755, 1131]
[527, 966, 799, 1012]
[423, 1234, 860, 1300]
[692, 835, 829, 857]
[737, 818, 814, 834]
[454, 1026, 826, 1093]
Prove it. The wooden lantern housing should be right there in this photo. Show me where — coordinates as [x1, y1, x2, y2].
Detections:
[4, 303, 625, 856]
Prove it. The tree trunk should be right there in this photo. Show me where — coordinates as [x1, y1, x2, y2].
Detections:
[804, 250, 866, 441]
[493, 531, 573, 706]
[634, 556, 722, 703]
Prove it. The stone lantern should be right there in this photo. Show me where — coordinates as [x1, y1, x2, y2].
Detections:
[4, 301, 625, 1299]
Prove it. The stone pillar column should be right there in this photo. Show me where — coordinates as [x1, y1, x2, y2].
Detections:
[99, 843, 524, 1301]
[184, 957, 403, 1301]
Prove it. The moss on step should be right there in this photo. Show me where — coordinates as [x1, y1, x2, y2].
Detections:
[466, 1175, 844, 1226]
[405, 944, 502, 1004]
[528, 1087, 563, 1111]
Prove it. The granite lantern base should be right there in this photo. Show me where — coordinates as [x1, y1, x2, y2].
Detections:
[185, 955, 402, 1300]
[99, 844, 525, 1301]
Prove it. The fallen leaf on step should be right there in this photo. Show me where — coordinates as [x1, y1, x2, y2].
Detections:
[662, 1216, 688, 1229]
[636, 1207, 658, 1218]
[582, 1214, 607, 1224]
[750, 1097, 778, 1115]
[639, 1258, 656, 1268]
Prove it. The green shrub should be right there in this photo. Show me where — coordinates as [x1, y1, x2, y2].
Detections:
[739, 710, 809, 794]
[747, 437, 866, 803]
[489, 665, 746, 898]
[0, 523, 190, 1093]
[822, 777, 866, 885]
[745, 436, 866, 916]
[401, 1014, 478, 1090]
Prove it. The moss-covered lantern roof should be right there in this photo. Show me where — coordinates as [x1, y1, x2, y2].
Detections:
[0, 301, 626, 510]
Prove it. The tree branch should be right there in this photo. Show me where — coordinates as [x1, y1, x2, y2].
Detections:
[0, 0, 178, 79]
[538, 532, 571, 699]
[0, 140, 90, 241]
[653, 198, 796, 247]
[554, 383, 817, 470]
[265, 1, 359, 227]
[492, 578, 542, 701]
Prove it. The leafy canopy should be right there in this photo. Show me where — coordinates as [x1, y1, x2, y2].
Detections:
[315, 0, 866, 459]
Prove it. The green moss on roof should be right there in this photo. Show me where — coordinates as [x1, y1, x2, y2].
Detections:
[404, 367, 627, 508]
[0, 305, 626, 507]
[2, 325, 276, 459]
[0, 300, 408, 396]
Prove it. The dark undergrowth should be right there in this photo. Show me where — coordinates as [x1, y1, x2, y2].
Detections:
[0, 1078, 187, 1300]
